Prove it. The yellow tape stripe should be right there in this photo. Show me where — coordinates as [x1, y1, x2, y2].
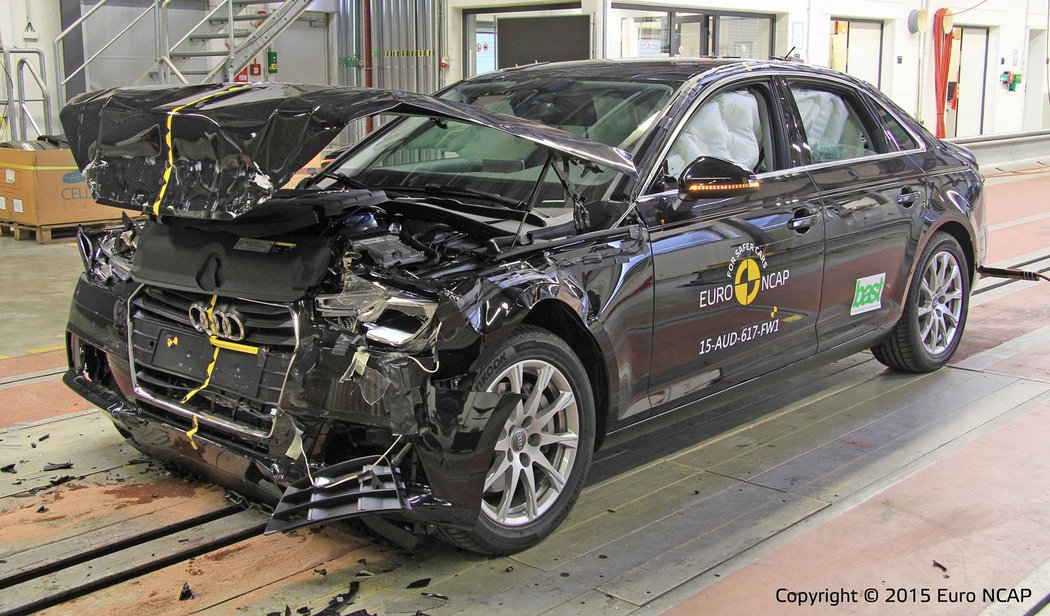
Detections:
[181, 295, 219, 403]
[151, 84, 252, 216]
[0, 164, 80, 171]
[208, 337, 259, 355]
[183, 346, 219, 403]
[185, 415, 199, 450]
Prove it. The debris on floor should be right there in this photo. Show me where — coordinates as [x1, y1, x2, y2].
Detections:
[1, 463, 15, 473]
[179, 582, 195, 601]
[42, 461, 74, 471]
[406, 578, 431, 589]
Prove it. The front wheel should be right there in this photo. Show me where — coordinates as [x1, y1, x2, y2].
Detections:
[872, 232, 970, 372]
[436, 326, 595, 555]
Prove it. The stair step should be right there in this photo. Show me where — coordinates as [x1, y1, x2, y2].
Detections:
[171, 51, 231, 58]
[178, 70, 215, 76]
[231, 0, 284, 5]
[189, 30, 251, 40]
[210, 14, 269, 23]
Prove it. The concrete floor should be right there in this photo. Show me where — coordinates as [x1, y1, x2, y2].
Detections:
[0, 237, 81, 358]
[0, 170, 1048, 614]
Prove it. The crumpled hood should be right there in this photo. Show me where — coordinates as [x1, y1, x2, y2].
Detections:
[60, 82, 638, 220]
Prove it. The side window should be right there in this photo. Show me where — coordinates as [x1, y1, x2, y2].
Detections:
[789, 85, 877, 163]
[663, 86, 776, 181]
[871, 101, 920, 151]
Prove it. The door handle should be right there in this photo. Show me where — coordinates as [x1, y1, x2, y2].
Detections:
[787, 212, 820, 231]
[896, 188, 921, 207]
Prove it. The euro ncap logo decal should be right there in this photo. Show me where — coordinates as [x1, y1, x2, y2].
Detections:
[698, 243, 790, 309]
[734, 258, 762, 305]
[851, 273, 886, 315]
[62, 171, 85, 184]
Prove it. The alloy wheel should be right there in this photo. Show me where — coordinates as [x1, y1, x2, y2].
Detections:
[917, 250, 964, 355]
[481, 359, 580, 527]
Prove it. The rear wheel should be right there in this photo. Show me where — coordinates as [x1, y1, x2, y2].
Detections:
[436, 326, 595, 555]
[873, 232, 970, 372]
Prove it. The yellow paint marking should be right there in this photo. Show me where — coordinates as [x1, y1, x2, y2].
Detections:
[208, 337, 259, 355]
[181, 295, 219, 403]
[26, 344, 66, 354]
[0, 163, 79, 171]
[782, 314, 804, 324]
[0, 354, 10, 360]
[182, 346, 220, 403]
[185, 415, 200, 450]
[151, 84, 253, 216]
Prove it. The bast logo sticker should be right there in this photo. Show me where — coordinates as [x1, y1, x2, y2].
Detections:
[851, 273, 886, 315]
[62, 171, 85, 184]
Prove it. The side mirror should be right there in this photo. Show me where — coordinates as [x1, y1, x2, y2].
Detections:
[678, 156, 760, 201]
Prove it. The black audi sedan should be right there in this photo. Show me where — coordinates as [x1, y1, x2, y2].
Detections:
[61, 59, 985, 554]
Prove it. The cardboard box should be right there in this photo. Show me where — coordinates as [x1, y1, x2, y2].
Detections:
[0, 148, 122, 227]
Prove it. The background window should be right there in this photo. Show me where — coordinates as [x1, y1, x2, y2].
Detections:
[717, 15, 771, 58]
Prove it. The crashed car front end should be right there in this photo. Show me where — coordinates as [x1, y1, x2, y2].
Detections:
[65, 216, 571, 533]
[60, 81, 654, 538]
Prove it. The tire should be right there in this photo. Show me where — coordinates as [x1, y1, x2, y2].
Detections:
[435, 325, 595, 555]
[872, 232, 970, 373]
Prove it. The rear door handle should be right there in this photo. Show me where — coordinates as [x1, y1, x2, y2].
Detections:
[896, 188, 921, 207]
[787, 211, 820, 231]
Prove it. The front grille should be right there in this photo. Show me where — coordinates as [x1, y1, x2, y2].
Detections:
[128, 286, 298, 437]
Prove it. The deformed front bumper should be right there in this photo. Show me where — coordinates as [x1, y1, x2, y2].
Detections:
[63, 350, 518, 533]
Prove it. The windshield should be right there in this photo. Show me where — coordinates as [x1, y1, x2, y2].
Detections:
[334, 77, 673, 218]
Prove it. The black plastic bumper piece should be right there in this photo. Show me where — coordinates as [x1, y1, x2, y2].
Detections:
[264, 456, 411, 534]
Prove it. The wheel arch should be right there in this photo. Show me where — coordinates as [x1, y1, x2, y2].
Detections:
[931, 220, 976, 281]
[522, 299, 612, 449]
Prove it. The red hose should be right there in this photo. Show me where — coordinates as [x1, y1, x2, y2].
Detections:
[932, 9, 954, 139]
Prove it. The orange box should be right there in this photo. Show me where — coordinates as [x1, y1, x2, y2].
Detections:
[0, 148, 121, 226]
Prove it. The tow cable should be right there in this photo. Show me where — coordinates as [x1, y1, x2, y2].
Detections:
[977, 266, 1050, 283]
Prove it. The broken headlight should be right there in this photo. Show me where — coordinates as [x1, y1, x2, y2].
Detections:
[76, 224, 139, 285]
[316, 274, 438, 349]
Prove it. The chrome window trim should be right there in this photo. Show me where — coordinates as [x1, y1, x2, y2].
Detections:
[635, 67, 931, 200]
[125, 285, 301, 440]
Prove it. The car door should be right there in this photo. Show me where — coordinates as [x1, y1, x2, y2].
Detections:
[782, 77, 926, 352]
[638, 77, 825, 412]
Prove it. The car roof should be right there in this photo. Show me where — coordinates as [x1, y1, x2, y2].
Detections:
[460, 58, 871, 90]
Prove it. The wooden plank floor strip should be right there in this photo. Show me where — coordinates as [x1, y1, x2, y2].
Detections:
[0, 509, 268, 615]
[0, 412, 132, 499]
[47, 526, 390, 616]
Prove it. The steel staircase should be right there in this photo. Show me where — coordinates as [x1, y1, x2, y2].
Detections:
[55, 0, 314, 105]
[165, 0, 313, 83]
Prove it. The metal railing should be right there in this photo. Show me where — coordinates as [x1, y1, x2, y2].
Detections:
[54, 0, 169, 106]
[53, 0, 312, 102]
[1, 46, 53, 141]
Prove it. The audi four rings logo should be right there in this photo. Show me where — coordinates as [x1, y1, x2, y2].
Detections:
[187, 303, 247, 341]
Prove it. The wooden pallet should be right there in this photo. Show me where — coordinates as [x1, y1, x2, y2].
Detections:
[0, 218, 130, 244]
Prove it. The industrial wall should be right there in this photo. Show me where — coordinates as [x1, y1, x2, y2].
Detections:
[2, 0, 1048, 143]
[444, 0, 1050, 136]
